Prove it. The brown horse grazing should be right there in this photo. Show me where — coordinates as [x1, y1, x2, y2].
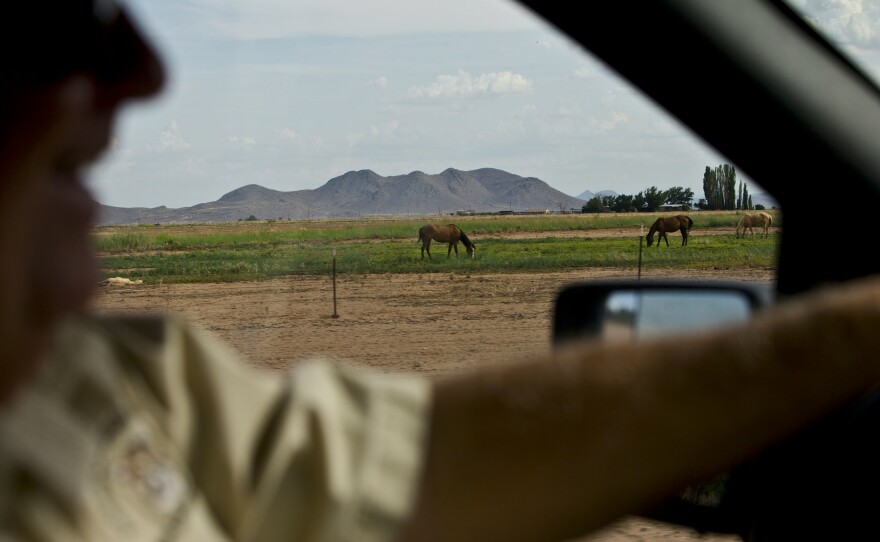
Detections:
[735, 211, 773, 239]
[646, 215, 693, 247]
[418, 224, 476, 260]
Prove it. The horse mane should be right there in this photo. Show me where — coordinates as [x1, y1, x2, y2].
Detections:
[459, 230, 473, 248]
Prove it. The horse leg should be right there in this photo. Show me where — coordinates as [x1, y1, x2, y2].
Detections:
[662, 232, 669, 247]
[424, 239, 432, 260]
[681, 229, 688, 246]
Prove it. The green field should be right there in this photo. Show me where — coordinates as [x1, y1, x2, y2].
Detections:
[94, 211, 780, 284]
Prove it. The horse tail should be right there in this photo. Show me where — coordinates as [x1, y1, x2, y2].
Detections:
[766, 213, 773, 227]
[687, 216, 693, 230]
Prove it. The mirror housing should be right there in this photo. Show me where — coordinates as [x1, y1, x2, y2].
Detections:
[553, 280, 773, 345]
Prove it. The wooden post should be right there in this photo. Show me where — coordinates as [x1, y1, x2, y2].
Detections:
[331, 249, 339, 318]
[638, 225, 644, 280]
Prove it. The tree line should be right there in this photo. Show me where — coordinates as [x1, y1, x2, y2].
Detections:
[581, 163, 764, 213]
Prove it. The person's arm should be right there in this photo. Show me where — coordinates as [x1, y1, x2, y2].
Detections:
[401, 275, 880, 542]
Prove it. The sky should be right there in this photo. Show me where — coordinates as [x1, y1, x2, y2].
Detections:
[90, 0, 880, 209]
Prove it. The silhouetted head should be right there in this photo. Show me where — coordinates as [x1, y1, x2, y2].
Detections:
[0, 0, 166, 400]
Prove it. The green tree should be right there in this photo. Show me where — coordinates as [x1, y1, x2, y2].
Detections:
[702, 164, 737, 210]
[611, 194, 636, 212]
[723, 165, 737, 209]
[633, 192, 648, 211]
[582, 197, 605, 213]
[664, 186, 695, 205]
[601, 195, 616, 208]
[702, 167, 719, 209]
[642, 186, 666, 211]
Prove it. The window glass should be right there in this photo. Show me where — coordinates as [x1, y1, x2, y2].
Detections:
[785, 0, 880, 87]
[97, 0, 770, 210]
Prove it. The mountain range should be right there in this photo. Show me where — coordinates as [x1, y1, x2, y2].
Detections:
[98, 168, 587, 225]
[97, 167, 779, 225]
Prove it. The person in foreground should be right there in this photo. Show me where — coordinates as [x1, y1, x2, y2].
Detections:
[3, 3, 880, 542]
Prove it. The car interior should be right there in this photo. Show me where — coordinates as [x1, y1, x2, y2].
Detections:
[520, 0, 880, 539]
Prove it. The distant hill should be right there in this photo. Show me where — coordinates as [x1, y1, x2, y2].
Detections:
[97, 168, 587, 225]
[576, 189, 619, 201]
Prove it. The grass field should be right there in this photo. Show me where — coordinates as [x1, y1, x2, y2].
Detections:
[94, 210, 780, 284]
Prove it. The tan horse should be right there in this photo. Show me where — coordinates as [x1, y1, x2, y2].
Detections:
[735, 211, 773, 239]
[418, 224, 476, 259]
[646, 215, 693, 247]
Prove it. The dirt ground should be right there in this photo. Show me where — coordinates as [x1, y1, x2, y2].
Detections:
[89, 229, 774, 542]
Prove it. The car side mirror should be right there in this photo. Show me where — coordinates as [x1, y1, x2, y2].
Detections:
[553, 280, 773, 345]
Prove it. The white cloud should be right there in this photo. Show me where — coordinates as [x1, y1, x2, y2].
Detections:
[146, 120, 190, 152]
[572, 66, 596, 80]
[589, 111, 630, 134]
[227, 135, 257, 149]
[368, 76, 389, 88]
[796, 0, 880, 45]
[277, 128, 299, 140]
[371, 120, 399, 137]
[346, 120, 400, 147]
[184, 157, 210, 176]
[408, 70, 532, 99]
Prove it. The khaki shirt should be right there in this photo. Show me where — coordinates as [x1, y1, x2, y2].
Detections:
[0, 315, 431, 541]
